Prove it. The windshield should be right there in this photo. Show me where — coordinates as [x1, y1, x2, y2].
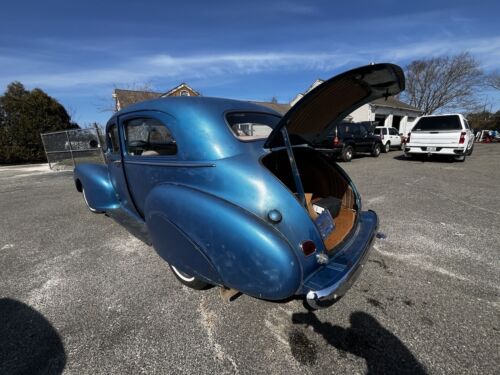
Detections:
[413, 115, 462, 131]
[226, 112, 281, 141]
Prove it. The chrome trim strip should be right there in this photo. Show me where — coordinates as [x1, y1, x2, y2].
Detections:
[124, 160, 216, 168]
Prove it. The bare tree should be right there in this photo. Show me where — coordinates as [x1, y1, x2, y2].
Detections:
[485, 70, 500, 91]
[402, 52, 483, 114]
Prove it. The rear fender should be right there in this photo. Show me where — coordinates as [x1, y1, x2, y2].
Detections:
[145, 184, 302, 300]
[73, 164, 119, 211]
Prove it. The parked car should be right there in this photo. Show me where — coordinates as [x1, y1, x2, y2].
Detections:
[405, 114, 474, 161]
[374, 126, 402, 152]
[74, 63, 404, 309]
[313, 122, 383, 162]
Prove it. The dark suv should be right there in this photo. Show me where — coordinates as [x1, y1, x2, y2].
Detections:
[313, 122, 383, 162]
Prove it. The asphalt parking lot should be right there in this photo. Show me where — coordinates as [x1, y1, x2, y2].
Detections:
[1, 144, 499, 375]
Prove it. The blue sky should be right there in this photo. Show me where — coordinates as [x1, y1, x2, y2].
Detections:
[1, 0, 499, 126]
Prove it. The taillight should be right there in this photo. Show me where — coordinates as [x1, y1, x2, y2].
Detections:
[459, 132, 466, 144]
[333, 136, 339, 146]
[380, 133, 384, 140]
[301, 240, 316, 256]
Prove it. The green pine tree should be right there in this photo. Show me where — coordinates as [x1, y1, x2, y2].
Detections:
[0, 82, 79, 163]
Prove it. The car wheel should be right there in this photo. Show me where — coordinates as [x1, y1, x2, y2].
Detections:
[82, 188, 102, 213]
[169, 264, 211, 290]
[383, 142, 390, 153]
[371, 143, 381, 157]
[466, 144, 474, 156]
[341, 145, 353, 162]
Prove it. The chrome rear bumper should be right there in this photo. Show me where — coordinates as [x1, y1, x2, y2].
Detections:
[304, 210, 378, 309]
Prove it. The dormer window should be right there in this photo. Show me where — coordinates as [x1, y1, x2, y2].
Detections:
[180, 90, 190, 96]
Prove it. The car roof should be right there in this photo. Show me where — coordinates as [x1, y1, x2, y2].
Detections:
[107, 97, 283, 161]
[419, 113, 464, 118]
[109, 96, 281, 123]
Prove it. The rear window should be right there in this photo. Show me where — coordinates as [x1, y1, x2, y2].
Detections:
[338, 124, 357, 135]
[413, 115, 462, 131]
[226, 112, 281, 141]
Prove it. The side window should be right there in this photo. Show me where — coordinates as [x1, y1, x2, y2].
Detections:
[463, 119, 470, 130]
[107, 124, 120, 153]
[124, 118, 177, 156]
[349, 125, 358, 135]
[358, 125, 368, 137]
[389, 128, 398, 135]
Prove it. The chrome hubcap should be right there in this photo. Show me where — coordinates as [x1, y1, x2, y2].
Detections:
[171, 265, 195, 282]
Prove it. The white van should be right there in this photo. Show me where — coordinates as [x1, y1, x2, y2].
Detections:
[405, 114, 474, 161]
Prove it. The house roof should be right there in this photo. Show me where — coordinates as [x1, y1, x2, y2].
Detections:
[113, 89, 162, 110]
[251, 101, 291, 115]
[370, 96, 423, 112]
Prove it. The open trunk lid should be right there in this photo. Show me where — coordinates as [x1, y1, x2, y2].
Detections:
[264, 63, 405, 148]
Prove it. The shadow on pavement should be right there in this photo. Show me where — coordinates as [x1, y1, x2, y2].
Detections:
[291, 311, 427, 374]
[0, 298, 66, 375]
[393, 154, 456, 163]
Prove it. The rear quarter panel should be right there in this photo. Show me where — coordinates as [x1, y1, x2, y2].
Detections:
[145, 183, 302, 300]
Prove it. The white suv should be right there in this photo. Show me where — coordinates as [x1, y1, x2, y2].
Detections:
[374, 127, 402, 152]
[405, 114, 474, 161]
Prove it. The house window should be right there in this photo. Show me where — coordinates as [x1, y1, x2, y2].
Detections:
[124, 118, 177, 156]
[180, 90, 190, 96]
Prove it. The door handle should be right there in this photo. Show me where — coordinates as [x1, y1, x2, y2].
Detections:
[113, 160, 122, 167]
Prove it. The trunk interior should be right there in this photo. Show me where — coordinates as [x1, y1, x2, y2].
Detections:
[262, 147, 358, 252]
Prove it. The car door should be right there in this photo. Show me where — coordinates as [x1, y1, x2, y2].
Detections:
[105, 122, 136, 211]
[119, 111, 178, 217]
[355, 124, 371, 152]
[389, 127, 401, 147]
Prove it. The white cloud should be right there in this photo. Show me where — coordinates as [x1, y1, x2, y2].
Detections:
[2, 35, 500, 92]
[5, 52, 350, 89]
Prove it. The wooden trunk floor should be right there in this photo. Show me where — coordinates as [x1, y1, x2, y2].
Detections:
[305, 193, 356, 251]
[324, 207, 355, 251]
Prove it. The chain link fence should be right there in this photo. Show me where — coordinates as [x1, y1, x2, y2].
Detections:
[40, 126, 106, 170]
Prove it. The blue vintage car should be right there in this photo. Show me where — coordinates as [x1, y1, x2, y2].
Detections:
[74, 63, 404, 309]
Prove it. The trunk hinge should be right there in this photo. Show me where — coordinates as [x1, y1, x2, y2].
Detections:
[281, 127, 307, 208]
